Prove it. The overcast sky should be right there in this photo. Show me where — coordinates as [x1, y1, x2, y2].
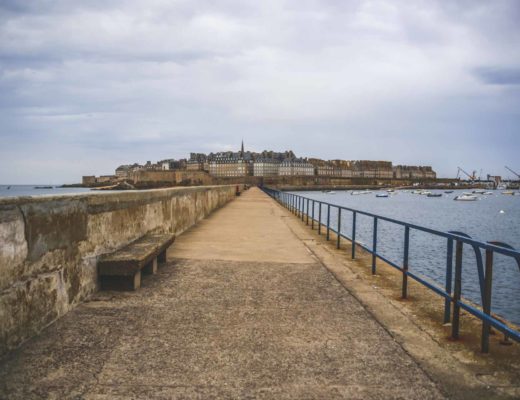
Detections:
[1, 0, 519, 183]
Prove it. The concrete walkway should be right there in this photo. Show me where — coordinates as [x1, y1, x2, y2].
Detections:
[0, 187, 444, 399]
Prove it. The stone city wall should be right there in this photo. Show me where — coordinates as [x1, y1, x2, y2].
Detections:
[0, 185, 238, 355]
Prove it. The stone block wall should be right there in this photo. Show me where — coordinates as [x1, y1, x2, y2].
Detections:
[0, 185, 237, 356]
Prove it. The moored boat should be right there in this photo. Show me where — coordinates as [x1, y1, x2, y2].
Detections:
[444, 190, 454, 194]
[454, 194, 478, 201]
[427, 193, 442, 197]
[376, 193, 389, 198]
[502, 191, 515, 195]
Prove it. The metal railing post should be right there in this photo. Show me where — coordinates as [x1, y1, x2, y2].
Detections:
[336, 208, 342, 249]
[326, 204, 331, 240]
[352, 211, 356, 259]
[402, 226, 410, 298]
[372, 217, 378, 274]
[318, 203, 322, 235]
[444, 238, 454, 323]
[481, 248, 493, 353]
[451, 239, 463, 339]
[311, 200, 315, 229]
[301, 197, 305, 221]
[306, 199, 309, 225]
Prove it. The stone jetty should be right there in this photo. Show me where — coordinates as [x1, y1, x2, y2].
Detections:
[0, 187, 518, 399]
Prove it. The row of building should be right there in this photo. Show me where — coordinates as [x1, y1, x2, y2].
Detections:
[109, 142, 436, 181]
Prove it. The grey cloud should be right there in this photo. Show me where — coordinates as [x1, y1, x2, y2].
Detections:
[0, 0, 519, 183]
[473, 67, 520, 86]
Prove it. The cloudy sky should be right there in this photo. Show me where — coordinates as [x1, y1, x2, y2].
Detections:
[1, 0, 519, 183]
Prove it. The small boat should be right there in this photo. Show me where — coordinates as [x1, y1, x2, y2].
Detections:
[473, 189, 487, 194]
[454, 194, 478, 201]
[376, 193, 389, 198]
[420, 191, 432, 195]
[34, 186, 53, 189]
[444, 190, 454, 194]
[411, 190, 423, 194]
[502, 191, 515, 195]
[386, 189, 395, 193]
[482, 192, 493, 195]
[427, 193, 442, 197]
[327, 191, 336, 195]
[6, 186, 10, 190]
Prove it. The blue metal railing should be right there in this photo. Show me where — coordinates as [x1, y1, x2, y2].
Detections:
[262, 187, 520, 353]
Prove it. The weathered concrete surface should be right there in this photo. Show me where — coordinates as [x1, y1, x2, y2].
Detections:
[0, 186, 238, 355]
[0, 188, 444, 399]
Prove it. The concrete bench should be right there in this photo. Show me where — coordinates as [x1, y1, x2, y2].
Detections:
[98, 233, 175, 291]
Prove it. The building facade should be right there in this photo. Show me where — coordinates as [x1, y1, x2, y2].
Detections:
[253, 159, 280, 177]
[279, 159, 315, 176]
[115, 165, 131, 179]
[208, 158, 250, 177]
[393, 165, 436, 180]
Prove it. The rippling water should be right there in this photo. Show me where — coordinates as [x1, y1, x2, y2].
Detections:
[291, 189, 520, 325]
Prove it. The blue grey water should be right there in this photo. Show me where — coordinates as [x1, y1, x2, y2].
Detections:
[291, 189, 520, 326]
[0, 185, 92, 198]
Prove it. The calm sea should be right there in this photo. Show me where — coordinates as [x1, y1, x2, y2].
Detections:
[0, 185, 93, 198]
[291, 189, 520, 325]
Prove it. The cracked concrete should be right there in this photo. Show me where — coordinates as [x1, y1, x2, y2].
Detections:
[0, 187, 447, 399]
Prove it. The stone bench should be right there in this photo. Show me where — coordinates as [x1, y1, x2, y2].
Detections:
[98, 233, 175, 290]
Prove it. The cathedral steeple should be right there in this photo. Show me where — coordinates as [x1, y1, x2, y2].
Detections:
[240, 139, 244, 158]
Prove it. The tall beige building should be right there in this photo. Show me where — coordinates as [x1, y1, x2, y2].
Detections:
[279, 159, 315, 176]
[253, 159, 280, 177]
[208, 158, 250, 177]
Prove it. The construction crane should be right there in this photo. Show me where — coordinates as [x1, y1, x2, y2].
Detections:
[456, 167, 477, 181]
[505, 166, 520, 180]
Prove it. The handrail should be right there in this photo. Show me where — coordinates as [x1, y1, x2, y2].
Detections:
[262, 187, 520, 353]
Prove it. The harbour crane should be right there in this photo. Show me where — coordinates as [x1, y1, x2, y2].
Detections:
[456, 167, 477, 181]
[505, 166, 520, 180]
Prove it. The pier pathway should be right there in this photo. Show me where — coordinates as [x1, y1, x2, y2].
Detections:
[0, 187, 444, 399]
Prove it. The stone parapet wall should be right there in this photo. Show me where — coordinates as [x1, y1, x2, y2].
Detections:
[0, 185, 237, 355]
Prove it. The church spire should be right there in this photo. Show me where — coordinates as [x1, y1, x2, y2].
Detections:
[241, 139, 244, 158]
